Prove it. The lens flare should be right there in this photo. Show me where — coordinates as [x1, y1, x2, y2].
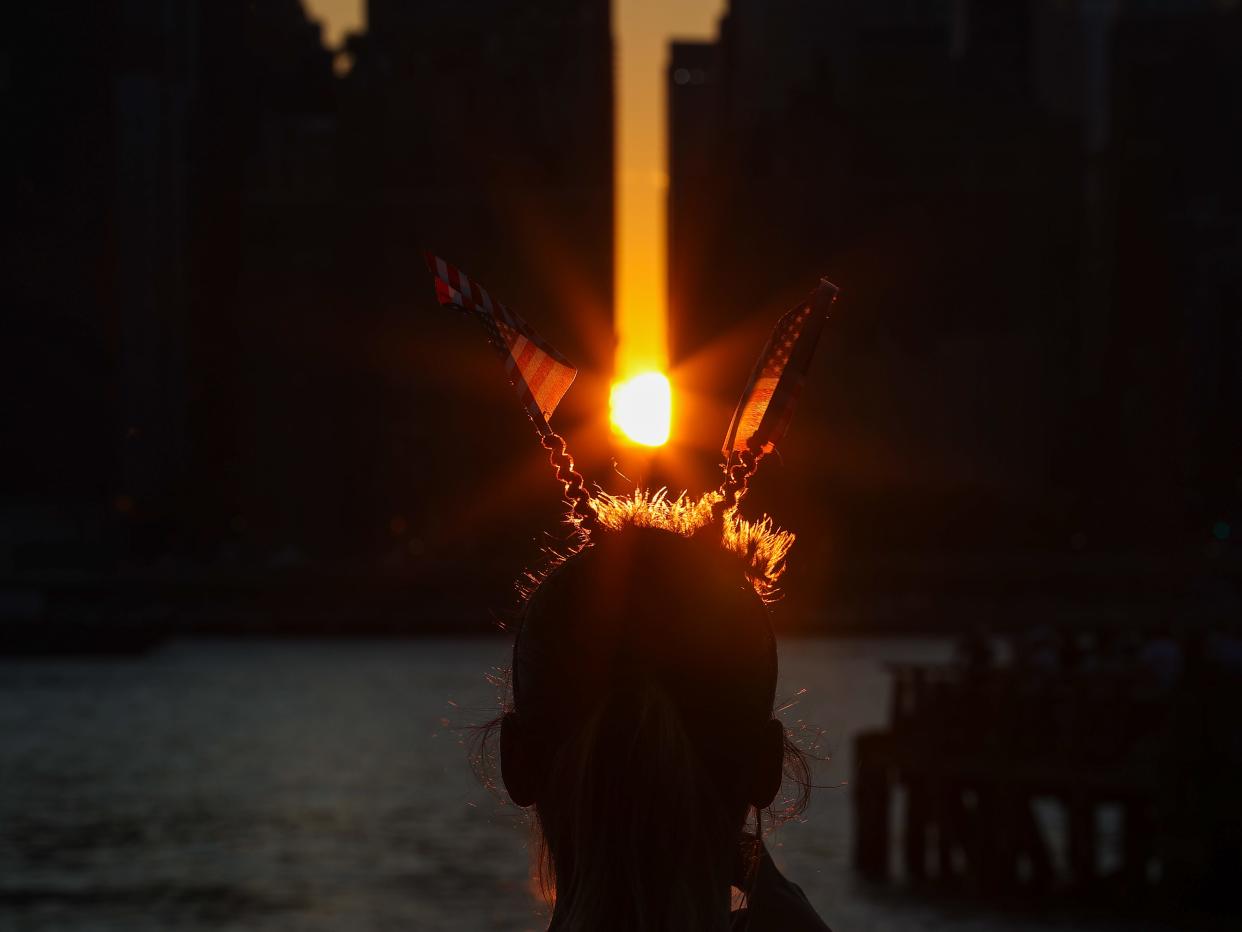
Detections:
[610, 372, 672, 447]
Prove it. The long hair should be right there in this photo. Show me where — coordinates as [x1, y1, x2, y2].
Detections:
[537, 680, 739, 930]
[499, 491, 811, 932]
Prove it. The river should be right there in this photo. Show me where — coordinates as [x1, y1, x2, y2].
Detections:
[0, 637, 1191, 931]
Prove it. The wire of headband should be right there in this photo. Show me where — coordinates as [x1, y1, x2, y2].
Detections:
[711, 445, 759, 521]
[540, 432, 599, 533]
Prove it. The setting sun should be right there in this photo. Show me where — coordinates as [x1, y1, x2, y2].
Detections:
[610, 371, 672, 446]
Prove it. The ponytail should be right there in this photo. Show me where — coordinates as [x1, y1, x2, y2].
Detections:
[536, 682, 739, 932]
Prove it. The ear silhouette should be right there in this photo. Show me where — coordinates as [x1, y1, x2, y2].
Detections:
[749, 718, 786, 810]
[500, 711, 540, 808]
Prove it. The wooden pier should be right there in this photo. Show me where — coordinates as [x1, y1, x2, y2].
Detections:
[853, 641, 1241, 907]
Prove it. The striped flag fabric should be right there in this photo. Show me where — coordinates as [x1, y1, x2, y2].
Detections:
[722, 278, 838, 460]
[424, 253, 577, 437]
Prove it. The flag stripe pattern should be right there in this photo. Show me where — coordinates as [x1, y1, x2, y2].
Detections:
[722, 278, 838, 459]
[425, 253, 576, 436]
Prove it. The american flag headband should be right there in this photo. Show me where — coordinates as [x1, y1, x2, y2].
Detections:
[423, 254, 838, 534]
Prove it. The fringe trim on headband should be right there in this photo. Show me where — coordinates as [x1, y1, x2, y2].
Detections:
[589, 489, 794, 604]
[516, 489, 794, 607]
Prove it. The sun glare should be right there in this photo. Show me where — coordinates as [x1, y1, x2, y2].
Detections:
[611, 372, 672, 447]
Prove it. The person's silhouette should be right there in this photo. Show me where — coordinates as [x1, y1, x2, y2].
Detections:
[496, 512, 831, 931]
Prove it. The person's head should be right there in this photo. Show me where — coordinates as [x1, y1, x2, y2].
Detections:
[496, 492, 806, 931]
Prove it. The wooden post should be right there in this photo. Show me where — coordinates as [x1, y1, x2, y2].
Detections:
[1068, 790, 1096, 889]
[854, 733, 891, 879]
[1121, 796, 1152, 893]
[905, 776, 928, 882]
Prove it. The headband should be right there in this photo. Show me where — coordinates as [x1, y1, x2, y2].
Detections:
[423, 253, 837, 536]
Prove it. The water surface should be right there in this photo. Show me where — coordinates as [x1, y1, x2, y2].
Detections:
[0, 638, 1191, 931]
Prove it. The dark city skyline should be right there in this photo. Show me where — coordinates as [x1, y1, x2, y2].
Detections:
[3, 0, 1239, 637]
[667, 0, 1240, 593]
[5, 1, 615, 631]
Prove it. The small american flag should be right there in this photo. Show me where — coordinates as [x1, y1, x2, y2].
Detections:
[424, 254, 576, 437]
[722, 278, 838, 460]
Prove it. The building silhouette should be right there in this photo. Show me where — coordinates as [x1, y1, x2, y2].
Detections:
[4, 1, 615, 630]
[667, 0, 1241, 586]
[4, 0, 1236, 635]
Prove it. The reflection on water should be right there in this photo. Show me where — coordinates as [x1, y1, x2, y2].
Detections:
[0, 638, 1184, 931]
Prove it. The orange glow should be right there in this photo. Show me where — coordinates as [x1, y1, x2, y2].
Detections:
[309, 1, 730, 446]
[614, 0, 725, 441]
[611, 371, 672, 446]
